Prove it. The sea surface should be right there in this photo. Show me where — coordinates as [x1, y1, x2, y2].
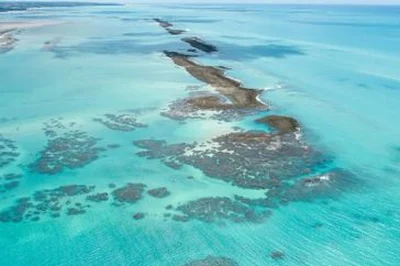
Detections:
[0, 3, 400, 266]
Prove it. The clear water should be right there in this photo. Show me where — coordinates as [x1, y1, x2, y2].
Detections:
[0, 3, 399, 266]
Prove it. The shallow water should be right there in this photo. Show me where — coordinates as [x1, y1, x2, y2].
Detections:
[0, 3, 399, 266]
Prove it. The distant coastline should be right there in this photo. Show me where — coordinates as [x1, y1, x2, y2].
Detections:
[0, 1, 121, 13]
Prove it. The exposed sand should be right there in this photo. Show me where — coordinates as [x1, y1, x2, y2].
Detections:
[0, 20, 60, 50]
[0, 20, 59, 32]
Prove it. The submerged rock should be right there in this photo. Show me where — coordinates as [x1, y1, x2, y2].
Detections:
[134, 130, 328, 190]
[3, 180, 19, 191]
[174, 197, 268, 223]
[0, 184, 95, 223]
[0, 134, 19, 169]
[66, 207, 86, 216]
[161, 92, 258, 122]
[148, 187, 170, 198]
[86, 192, 109, 202]
[3, 173, 23, 180]
[133, 212, 145, 220]
[256, 115, 300, 134]
[112, 183, 147, 204]
[0, 198, 31, 223]
[153, 18, 186, 35]
[30, 124, 104, 175]
[181, 255, 239, 266]
[154, 18, 173, 28]
[93, 113, 147, 132]
[182, 37, 218, 53]
[270, 251, 285, 260]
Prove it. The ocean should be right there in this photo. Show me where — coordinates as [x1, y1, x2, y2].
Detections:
[0, 3, 399, 266]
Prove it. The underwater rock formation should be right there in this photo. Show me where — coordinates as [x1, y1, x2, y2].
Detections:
[2, 173, 22, 180]
[111, 183, 147, 204]
[86, 192, 109, 202]
[133, 212, 145, 220]
[0, 134, 19, 168]
[163, 51, 266, 110]
[161, 92, 260, 122]
[181, 255, 239, 266]
[30, 119, 104, 174]
[182, 37, 218, 53]
[0, 184, 95, 223]
[147, 187, 170, 198]
[134, 129, 329, 190]
[93, 113, 147, 132]
[173, 197, 270, 223]
[256, 115, 300, 134]
[270, 251, 285, 260]
[154, 18, 186, 35]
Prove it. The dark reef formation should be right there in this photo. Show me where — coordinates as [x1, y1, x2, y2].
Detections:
[133, 124, 330, 190]
[0, 181, 173, 223]
[271, 251, 285, 260]
[163, 51, 266, 110]
[111, 183, 147, 204]
[30, 131, 103, 174]
[133, 110, 355, 224]
[256, 115, 300, 134]
[182, 256, 239, 266]
[0, 184, 95, 223]
[86, 192, 109, 202]
[161, 91, 260, 122]
[133, 212, 145, 220]
[93, 113, 147, 132]
[30, 118, 104, 175]
[148, 187, 170, 198]
[182, 37, 218, 53]
[154, 18, 186, 35]
[0, 134, 19, 168]
[173, 197, 270, 224]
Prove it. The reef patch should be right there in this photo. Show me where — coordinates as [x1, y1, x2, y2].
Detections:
[86, 192, 109, 202]
[0, 184, 95, 223]
[93, 113, 147, 132]
[154, 18, 186, 35]
[256, 115, 300, 134]
[112, 183, 147, 204]
[173, 197, 270, 223]
[148, 187, 170, 198]
[30, 119, 104, 175]
[182, 37, 218, 53]
[0, 135, 19, 168]
[161, 92, 260, 122]
[134, 129, 329, 190]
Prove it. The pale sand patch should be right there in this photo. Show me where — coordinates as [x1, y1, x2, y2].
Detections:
[0, 20, 61, 49]
[0, 20, 60, 32]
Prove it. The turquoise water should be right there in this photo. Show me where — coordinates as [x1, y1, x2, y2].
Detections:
[1, 3, 400, 266]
